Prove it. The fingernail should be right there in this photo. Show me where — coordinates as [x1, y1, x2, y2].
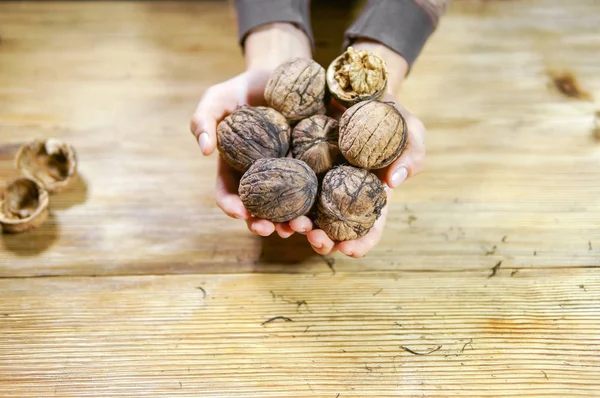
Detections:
[198, 132, 209, 154]
[312, 243, 323, 250]
[391, 166, 408, 188]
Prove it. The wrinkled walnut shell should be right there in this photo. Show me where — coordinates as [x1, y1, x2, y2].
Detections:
[239, 158, 318, 223]
[316, 165, 386, 241]
[16, 138, 78, 193]
[217, 106, 291, 172]
[338, 100, 407, 169]
[264, 58, 327, 122]
[326, 47, 388, 107]
[292, 115, 344, 175]
[0, 177, 49, 234]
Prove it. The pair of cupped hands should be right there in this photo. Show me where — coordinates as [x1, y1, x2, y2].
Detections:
[189, 50, 426, 258]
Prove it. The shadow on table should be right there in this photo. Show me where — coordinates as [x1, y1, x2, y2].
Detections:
[2, 212, 60, 256]
[51, 174, 89, 210]
[258, 233, 320, 265]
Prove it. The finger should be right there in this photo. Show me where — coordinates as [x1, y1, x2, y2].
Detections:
[275, 223, 295, 239]
[190, 93, 220, 156]
[289, 216, 314, 235]
[307, 229, 338, 255]
[338, 227, 383, 258]
[246, 218, 276, 237]
[190, 81, 242, 156]
[378, 102, 427, 189]
[338, 204, 389, 258]
[216, 157, 250, 220]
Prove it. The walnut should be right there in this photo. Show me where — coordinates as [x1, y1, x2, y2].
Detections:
[0, 177, 49, 233]
[239, 158, 318, 223]
[16, 138, 78, 193]
[326, 47, 388, 107]
[264, 58, 327, 122]
[291, 115, 344, 175]
[338, 100, 407, 169]
[316, 165, 386, 241]
[217, 106, 291, 172]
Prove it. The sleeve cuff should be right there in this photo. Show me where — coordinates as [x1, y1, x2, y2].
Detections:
[343, 0, 435, 68]
[234, 0, 314, 50]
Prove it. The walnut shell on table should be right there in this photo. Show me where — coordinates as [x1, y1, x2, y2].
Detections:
[239, 158, 318, 223]
[338, 100, 408, 169]
[217, 106, 291, 172]
[291, 115, 344, 176]
[0, 177, 49, 234]
[16, 138, 78, 193]
[264, 58, 327, 123]
[316, 165, 387, 242]
[326, 47, 388, 108]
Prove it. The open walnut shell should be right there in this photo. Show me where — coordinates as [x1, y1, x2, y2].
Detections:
[16, 138, 78, 193]
[326, 47, 388, 108]
[0, 177, 49, 233]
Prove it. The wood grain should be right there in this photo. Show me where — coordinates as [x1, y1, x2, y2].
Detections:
[1, 270, 599, 397]
[0, 0, 598, 276]
[0, 1, 599, 396]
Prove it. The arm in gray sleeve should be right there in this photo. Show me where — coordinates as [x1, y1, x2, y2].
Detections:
[343, 0, 450, 68]
[234, 0, 313, 49]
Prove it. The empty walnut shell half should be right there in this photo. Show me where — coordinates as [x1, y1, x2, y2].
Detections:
[264, 58, 327, 122]
[338, 100, 408, 169]
[239, 158, 318, 223]
[217, 106, 291, 172]
[292, 115, 344, 175]
[326, 47, 388, 107]
[0, 177, 49, 233]
[316, 165, 386, 242]
[16, 138, 78, 193]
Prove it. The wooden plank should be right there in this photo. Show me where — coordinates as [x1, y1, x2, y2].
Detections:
[1, 269, 599, 397]
[0, 0, 599, 276]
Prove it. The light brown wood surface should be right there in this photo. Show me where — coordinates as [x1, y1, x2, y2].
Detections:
[0, 1, 599, 397]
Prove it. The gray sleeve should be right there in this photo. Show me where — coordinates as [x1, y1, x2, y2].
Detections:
[343, 0, 439, 68]
[234, 0, 313, 49]
[234, 0, 447, 68]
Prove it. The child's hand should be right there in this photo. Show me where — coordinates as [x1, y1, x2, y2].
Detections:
[190, 69, 300, 238]
[189, 23, 312, 239]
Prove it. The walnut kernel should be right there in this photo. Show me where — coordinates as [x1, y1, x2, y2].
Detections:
[217, 106, 291, 172]
[239, 158, 318, 223]
[338, 100, 407, 169]
[317, 165, 386, 241]
[0, 177, 49, 233]
[264, 58, 327, 122]
[326, 47, 387, 107]
[16, 138, 78, 193]
[291, 115, 344, 175]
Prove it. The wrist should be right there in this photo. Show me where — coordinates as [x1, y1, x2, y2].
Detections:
[350, 40, 409, 96]
[244, 23, 312, 72]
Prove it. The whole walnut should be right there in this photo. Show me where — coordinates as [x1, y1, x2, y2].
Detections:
[239, 157, 318, 223]
[326, 47, 388, 107]
[338, 100, 407, 169]
[217, 106, 291, 172]
[264, 58, 327, 122]
[316, 165, 386, 241]
[291, 115, 344, 175]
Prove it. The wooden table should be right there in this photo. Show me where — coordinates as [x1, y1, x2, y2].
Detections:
[1, 1, 599, 396]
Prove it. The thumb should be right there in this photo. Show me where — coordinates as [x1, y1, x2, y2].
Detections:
[190, 100, 219, 156]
